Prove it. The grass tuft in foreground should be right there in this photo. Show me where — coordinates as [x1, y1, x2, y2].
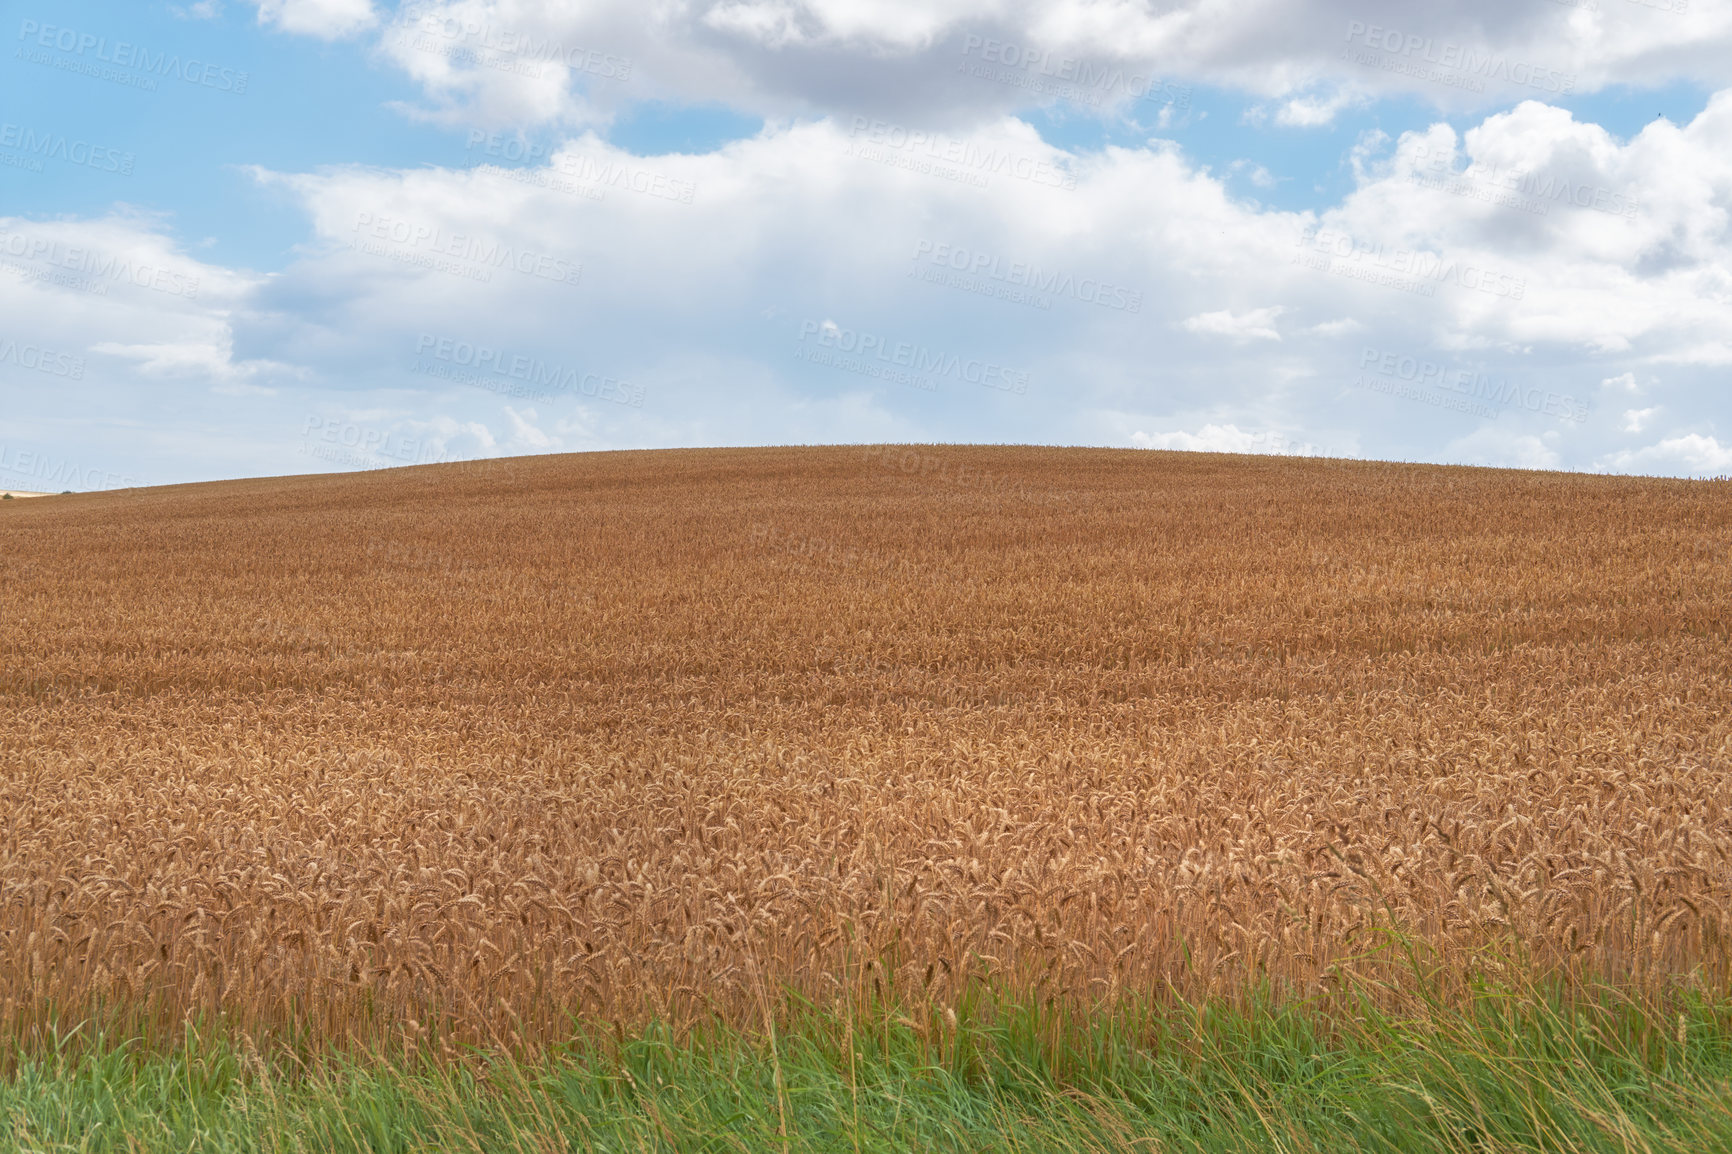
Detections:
[6, 985, 1732, 1152]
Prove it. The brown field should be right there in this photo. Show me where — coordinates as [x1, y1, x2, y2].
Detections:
[2, 445, 1730, 1053]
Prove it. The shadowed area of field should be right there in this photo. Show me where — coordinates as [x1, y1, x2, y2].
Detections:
[1, 446, 1729, 1051]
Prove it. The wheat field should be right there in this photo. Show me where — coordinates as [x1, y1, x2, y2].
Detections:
[1, 446, 1729, 1054]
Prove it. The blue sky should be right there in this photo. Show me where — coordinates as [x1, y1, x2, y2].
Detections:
[2, 0, 1730, 490]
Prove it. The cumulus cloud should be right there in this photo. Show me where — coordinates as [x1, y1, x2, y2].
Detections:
[1183, 307, 1286, 342]
[1131, 423, 1330, 456]
[1621, 406, 1658, 432]
[11, 77, 1732, 482]
[252, 0, 376, 40]
[89, 337, 296, 387]
[1601, 433, 1732, 476]
[0, 214, 260, 379]
[1274, 90, 1362, 128]
[0, 213, 295, 485]
[1444, 427, 1563, 470]
[1325, 95, 1732, 358]
[343, 0, 1732, 130]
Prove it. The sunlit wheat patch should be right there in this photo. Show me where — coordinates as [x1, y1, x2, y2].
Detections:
[1, 446, 1728, 1055]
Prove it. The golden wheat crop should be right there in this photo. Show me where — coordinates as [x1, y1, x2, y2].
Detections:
[1, 446, 1729, 1052]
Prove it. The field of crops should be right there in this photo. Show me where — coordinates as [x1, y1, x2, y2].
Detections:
[2, 446, 1729, 1056]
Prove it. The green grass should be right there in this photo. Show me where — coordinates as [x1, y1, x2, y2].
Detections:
[5, 987, 1732, 1152]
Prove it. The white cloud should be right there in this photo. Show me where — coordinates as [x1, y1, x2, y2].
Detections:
[89, 339, 290, 386]
[1329, 95, 1732, 358]
[502, 405, 558, 450]
[1182, 307, 1285, 342]
[1652, 340, 1732, 366]
[1622, 406, 1658, 432]
[1134, 424, 1273, 453]
[1226, 159, 1278, 189]
[356, 0, 1732, 130]
[1443, 427, 1563, 470]
[1130, 424, 1337, 457]
[1274, 90, 1361, 128]
[14, 84, 1732, 483]
[1601, 434, 1732, 476]
[0, 215, 259, 385]
[252, 0, 375, 40]
[702, 0, 961, 50]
